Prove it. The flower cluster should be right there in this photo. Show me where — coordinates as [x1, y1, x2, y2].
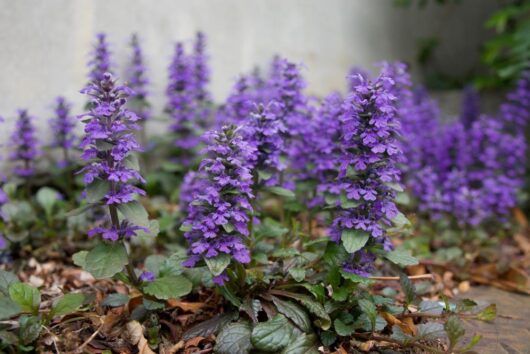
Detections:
[166, 42, 198, 165]
[400, 72, 528, 226]
[329, 73, 402, 275]
[182, 125, 255, 285]
[126, 33, 151, 121]
[49, 97, 77, 168]
[191, 31, 211, 128]
[219, 76, 255, 126]
[79, 72, 147, 241]
[242, 102, 286, 185]
[9, 109, 40, 177]
[179, 170, 206, 216]
[88, 33, 112, 82]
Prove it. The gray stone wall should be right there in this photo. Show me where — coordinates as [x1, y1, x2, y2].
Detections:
[0, 0, 499, 148]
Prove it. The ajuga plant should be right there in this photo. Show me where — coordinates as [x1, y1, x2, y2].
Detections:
[126, 33, 151, 126]
[181, 125, 255, 285]
[328, 72, 403, 276]
[9, 109, 40, 180]
[49, 97, 77, 169]
[190, 31, 212, 129]
[165, 42, 198, 168]
[73, 72, 193, 303]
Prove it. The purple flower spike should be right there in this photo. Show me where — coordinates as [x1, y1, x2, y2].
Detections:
[242, 101, 286, 185]
[191, 31, 212, 129]
[165, 42, 198, 165]
[182, 125, 255, 279]
[49, 97, 77, 168]
[9, 109, 40, 177]
[80, 72, 147, 241]
[88, 33, 112, 82]
[329, 71, 403, 275]
[126, 33, 151, 121]
[460, 85, 480, 129]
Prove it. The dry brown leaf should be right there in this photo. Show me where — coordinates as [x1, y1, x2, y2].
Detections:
[332, 345, 348, 354]
[407, 264, 426, 276]
[167, 340, 185, 354]
[126, 320, 155, 354]
[513, 208, 529, 228]
[358, 340, 375, 352]
[458, 281, 470, 293]
[514, 233, 530, 255]
[167, 300, 205, 312]
[401, 317, 417, 336]
[380, 312, 402, 326]
[185, 336, 205, 348]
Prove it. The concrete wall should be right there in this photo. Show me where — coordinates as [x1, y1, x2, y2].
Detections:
[0, 0, 499, 146]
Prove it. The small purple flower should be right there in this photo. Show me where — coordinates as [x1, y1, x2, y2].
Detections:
[49, 97, 77, 168]
[212, 272, 229, 286]
[139, 271, 156, 282]
[9, 109, 40, 177]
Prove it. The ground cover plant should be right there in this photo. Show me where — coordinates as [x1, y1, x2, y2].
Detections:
[0, 31, 528, 353]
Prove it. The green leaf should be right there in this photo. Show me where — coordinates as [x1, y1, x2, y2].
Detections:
[391, 212, 411, 228]
[36, 187, 60, 215]
[274, 292, 331, 330]
[399, 273, 415, 306]
[64, 204, 95, 217]
[323, 242, 348, 265]
[460, 334, 482, 352]
[251, 314, 294, 352]
[267, 187, 295, 199]
[358, 299, 377, 331]
[102, 293, 129, 307]
[214, 322, 252, 354]
[320, 331, 337, 346]
[143, 276, 192, 300]
[51, 293, 85, 316]
[385, 248, 418, 266]
[72, 251, 88, 268]
[219, 286, 242, 307]
[84, 243, 128, 279]
[222, 223, 235, 233]
[205, 254, 231, 276]
[144, 255, 167, 276]
[117, 201, 149, 227]
[86, 179, 110, 203]
[179, 223, 192, 232]
[477, 304, 496, 321]
[9, 283, 41, 314]
[0, 270, 20, 296]
[445, 315, 465, 350]
[334, 318, 354, 336]
[19, 315, 42, 345]
[341, 229, 369, 254]
[288, 267, 306, 282]
[339, 270, 374, 284]
[0, 296, 21, 320]
[281, 333, 319, 354]
[272, 296, 312, 333]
